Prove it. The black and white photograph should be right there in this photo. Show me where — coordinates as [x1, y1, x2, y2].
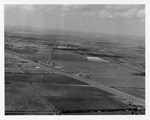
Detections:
[2, 0, 149, 119]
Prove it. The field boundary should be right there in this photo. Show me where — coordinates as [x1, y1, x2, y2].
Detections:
[27, 83, 58, 114]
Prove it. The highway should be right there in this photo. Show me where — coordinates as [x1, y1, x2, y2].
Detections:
[6, 50, 145, 107]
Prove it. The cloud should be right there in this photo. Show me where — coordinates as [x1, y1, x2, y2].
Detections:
[138, 18, 145, 23]
[115, 5, 133, 10]
[137, 9, 145, 23]
[5, 5, 17, 10]
[114, 8, 145, 23]
[81, 11, 97, 17]
[118, 8, 138, 18]
[5, 5, 36, 14]
[61, 5, 88, 12]
[98, 10, 114, 18]
[22, 5, 35, 11]
[19, 5, 35, 12]
[60, 5, 93, 17]
[5, 5, 145, 23]
[137, 9, 145, 18]
[105, 5, 128, 9]
[105, 5, 144, 10]
[115, 8, 145, 22]
[5, 5, 35, 11]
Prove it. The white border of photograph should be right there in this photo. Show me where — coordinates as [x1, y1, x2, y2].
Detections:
[0, 0, 149, 120]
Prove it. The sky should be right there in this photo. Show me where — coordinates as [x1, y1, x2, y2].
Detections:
[5, 4, 145, 36]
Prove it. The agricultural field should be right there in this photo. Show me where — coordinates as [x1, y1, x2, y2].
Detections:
[5, 52, 25, 73]
[91, 76, 145, 88]
[5, 51, 54, 74]
[5, 73, 88, 85]
[93, 39, 145, 70]
[5, 34, 51, 64]
[113, 87, 145, 99]
[5, 30, 145, 115]
[5, 72, 135, 114]
[51, 60, 136, 77]
[64, 111, 130, 115]
[51, 60, 145, 99]
[5, 82, 50, 112]
[51, 50, 88, 62]
[28, 44, 51, 63]
[5, 42, 39, 57]
[51, 60, 144, 82]
[32, 83, 131, 111]
[31, 50, 50, 63]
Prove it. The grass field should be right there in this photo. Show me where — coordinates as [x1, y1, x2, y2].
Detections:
[5, 31, 145, 114]
[64, 111, 129, 115]
[51, 60, 145, 99]
[6, 45, 38, 57]
[51, 50, 88, 62]
[114, 87, 145, 99]
[31, 50, 50, 63]
[5, 82, 49, 112]
[5, 73, 87, 85]
[32, 83, 112, 97]
[32, 83, 130, 111]
[49, 99, 129, 111]
[5, 63, 23, 73]
[91, 76, 145, 88]
[51, 60, 139, 77]
[5, 63, 21, 69]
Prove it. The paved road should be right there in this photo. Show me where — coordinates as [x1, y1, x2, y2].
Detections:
[6, 50, 145, 107]
[46, 47, 53, 64]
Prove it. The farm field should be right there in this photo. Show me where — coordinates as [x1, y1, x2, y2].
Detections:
[32, 83, 113, 97]
[31, 48, 50, 63]
[5, 63, 23, 73]
[32, 83, 131, 111]
[5, 51, 56, 74]
[64, 111, 130, 115]
[5, 29, 145, 115]
[5, 43, 38, 57]
[5, 52, 25, 73]
[5, 72, 136, 114]
[5, 73, 88, 85]
[5, 39, 51, 63]
[91, 76, 145, 88]
[51, 60, 145, 87]
[113, 87, 145, 99]
[51, 50, 88, 62]
[51, 60, 145, 99]
[51, 60, 140, 77]
[49, 99, 129, 111]
[5, 82, 50, 112]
